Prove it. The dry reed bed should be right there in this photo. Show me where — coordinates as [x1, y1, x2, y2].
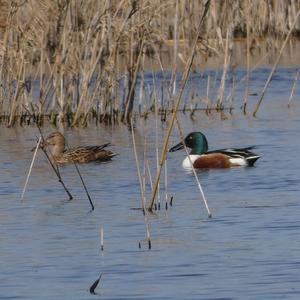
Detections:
[0, 0, 299, 127]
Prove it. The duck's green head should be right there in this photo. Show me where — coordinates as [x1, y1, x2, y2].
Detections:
[169, 132, 208, 154]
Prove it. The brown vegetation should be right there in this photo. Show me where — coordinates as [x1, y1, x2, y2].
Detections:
[0, 0, 299, 126]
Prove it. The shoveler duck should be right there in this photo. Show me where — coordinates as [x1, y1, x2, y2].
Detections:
[169, 132, 260, 169]
[38, 131, 118, 164]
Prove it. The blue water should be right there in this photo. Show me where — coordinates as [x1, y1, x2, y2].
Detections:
[1, 68, 300, 299]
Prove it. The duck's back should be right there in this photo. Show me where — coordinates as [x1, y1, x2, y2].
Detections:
[61, 144, 117, 163]
[207, 147, 260, 167]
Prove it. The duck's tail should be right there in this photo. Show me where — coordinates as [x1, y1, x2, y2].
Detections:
[108, 152, 119, 159]
[245, 155, 260, 167]
[235, 147, 260, 166]
[209, 147, 261, 167]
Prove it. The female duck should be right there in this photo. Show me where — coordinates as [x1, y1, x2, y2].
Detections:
[169, 132, 260, 169]
[42, 132, 118, 164]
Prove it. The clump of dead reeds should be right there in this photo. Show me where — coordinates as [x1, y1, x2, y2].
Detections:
[0, 0, 299, 126]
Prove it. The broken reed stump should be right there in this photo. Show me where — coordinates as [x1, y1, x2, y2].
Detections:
[89, 274, 102, 294]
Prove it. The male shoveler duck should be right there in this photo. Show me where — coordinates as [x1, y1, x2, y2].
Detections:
[38, 131, 118, 164]
[169, 132, 260, 169]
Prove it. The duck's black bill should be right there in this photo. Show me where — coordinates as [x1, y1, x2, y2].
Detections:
[169, 142, 184, 152]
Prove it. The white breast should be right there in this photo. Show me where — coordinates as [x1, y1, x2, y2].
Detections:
[182, 155, 201, 170]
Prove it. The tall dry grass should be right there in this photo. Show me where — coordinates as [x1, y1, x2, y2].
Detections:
[0, 0, 299, 126]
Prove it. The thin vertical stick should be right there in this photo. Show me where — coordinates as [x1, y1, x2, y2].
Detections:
[46, 151, 73, 197]
[224, 53, 269, 104]
[170, 0, 179, 100]
[41, 147, 73, 200]
[8, 56, 24, 127]
[217, 28, 231, 109]
[142, 134, 148, 205]
[100, 227, 104, 251]
[131, 119, 144, 205]
[33, 125, 73, 200]
[73, 161, 94, 211]
[288, 69, 299, 107]
[130, 119, 151, 249]
[25, 123, 73, 200]
[123, 34, 145, 122]
[148, 0, 211, 211]
[154, 92, 160, 208]
[138, 53, 145, 114]
[146, 160, 153, 191]
[164, 157, 169, 205]
[63, 140, 94, 210]
[206, 75, 211, 111]
[175, 118, 212, 218]
[229, 75, 236, 110]
[243, 0, 251, 113]
[253, 10, 300, 116]
[21, 136, 42, 201]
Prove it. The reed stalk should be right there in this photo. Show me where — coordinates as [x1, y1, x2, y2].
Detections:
[243, 0, 251, 114]
[224, 52, 269, 104]
[169, 0, 179, 101]
[146, 160, 154, 191]
[253, 9, 300, 117]
[8, 55, 24, 127]
[164, 157, 169, 206]
[123, 34, 145, 123]
[21, 136, 42, 201]
[62, 138, 95, 210]
[175, 117, 211, 218]
[154, 87, 161, 209]
[228, 75, 236, 111]
[130, 118, 151, 249]
[142, 134, 148, 205]
[73, 161, 94, 211]
[32, 124, 73, 200]
[41, 146, 73, 200]
[148, 1, 211, 211]
[205, 75, 211, 112]
[100, 227, 104, 251]
[138, 54, 145, 114]
[1, 0, 299, 125]
[217, 27, 232, 109]
[288, 69, 299, 107]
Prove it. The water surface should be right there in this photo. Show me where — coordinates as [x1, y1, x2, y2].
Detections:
[1, 68, 300, 299]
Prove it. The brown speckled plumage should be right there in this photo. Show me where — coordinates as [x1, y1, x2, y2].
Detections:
[45, 132, 118, 164]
